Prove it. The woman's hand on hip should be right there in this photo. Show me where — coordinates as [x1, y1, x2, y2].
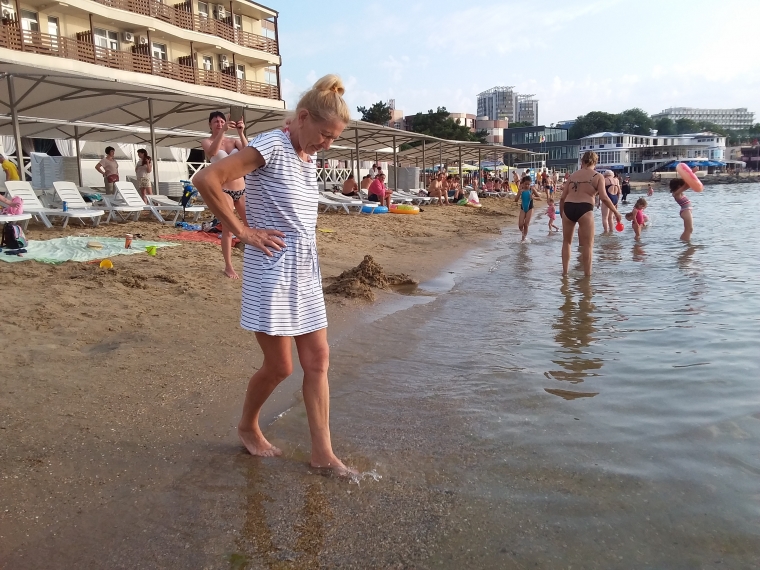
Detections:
[238, 227, 286, 256]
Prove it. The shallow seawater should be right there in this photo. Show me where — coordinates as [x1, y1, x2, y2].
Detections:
[271, 184, 760, 568]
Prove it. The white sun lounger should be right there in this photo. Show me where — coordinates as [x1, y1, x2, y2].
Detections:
[50, 182, 105, 227]
[146, 194, 206, 223]
[0, 212, 32, 230]
[318, 193, 365, 213]
[5, 181, 77, 229]
[112, 182, 166, 223]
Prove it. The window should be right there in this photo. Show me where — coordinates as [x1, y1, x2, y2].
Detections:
[202, 55, 213, 70]
[94, 28, 118, 50]
[235, 64, 245, 80]
[20, 10, 38, 32]
[197, 1, 208, 17]
[47, 16, 59, 36]
[265, 66, 277, 85]
[234, 14, 242, 30]
[152, 42, 167, 60]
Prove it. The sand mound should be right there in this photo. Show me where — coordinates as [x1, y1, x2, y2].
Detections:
[324, 255, 417, 301]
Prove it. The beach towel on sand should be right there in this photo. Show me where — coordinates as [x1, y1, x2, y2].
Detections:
[0, 236, 177, 264]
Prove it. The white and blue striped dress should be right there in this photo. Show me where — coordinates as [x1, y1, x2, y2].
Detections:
[240, 129, 327, 336]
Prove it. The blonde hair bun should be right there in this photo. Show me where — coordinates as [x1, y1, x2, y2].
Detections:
[296, 74, 350, 124]
[313, 74, 345, 96]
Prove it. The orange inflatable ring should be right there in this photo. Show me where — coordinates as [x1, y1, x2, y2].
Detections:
[676, 163, 704, 192]
[389, 204, 420, 215]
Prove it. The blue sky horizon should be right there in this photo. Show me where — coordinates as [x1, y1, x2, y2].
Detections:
[274, 0, 758, 125]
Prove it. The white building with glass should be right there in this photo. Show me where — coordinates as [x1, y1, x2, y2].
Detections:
[578, 132, 726, 173]
[651, 108, 754, 131]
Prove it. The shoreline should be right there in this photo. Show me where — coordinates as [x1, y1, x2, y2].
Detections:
[0, 196, 521, 566]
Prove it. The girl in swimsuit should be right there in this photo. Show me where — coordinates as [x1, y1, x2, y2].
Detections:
[669, 179, 694, 241]
[201, 111, 249, 279]
[559, 151, 622, 276]
[514, 175, 542, 242]
[601, 171, 621, 233]
[631, 197, 648, 240]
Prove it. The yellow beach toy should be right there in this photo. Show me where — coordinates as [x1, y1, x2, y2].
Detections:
[99, 259, 113, 269]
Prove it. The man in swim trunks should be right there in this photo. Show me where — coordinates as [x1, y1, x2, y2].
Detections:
[368, 172, 393, 208]
[428, 172, 447, 205]
[560, 151, 621, 276]
[342, 174, 359, 197]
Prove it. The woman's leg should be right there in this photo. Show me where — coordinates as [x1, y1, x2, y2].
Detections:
[680, 210, 693, 241]
[577, 211, 596, 276]
[233, 194, 248, 228]
[238, 333, 293, 456]
[561, 217, 576, 276]
[220, 193, 238, 279]
[601, 202, 610, 232]
[295, 328, 355, 476]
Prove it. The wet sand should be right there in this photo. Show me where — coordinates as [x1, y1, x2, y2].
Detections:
[0, 197, 520, 568]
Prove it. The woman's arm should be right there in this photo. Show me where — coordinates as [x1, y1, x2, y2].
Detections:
[192, 147, 285, 255]
[235, 120, 248, 149]
[146, 158, 152, 174]
[95, 160, 104, 174]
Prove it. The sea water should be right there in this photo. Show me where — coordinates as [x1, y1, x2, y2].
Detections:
[277, 184, 760, 567]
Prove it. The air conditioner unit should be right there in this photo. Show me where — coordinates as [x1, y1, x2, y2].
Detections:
[138, 36, 149, 45]
[122, 32, 134, 43]
[1, 7, 13, 18]
[214, 4, 226, 19]
[0, 0, 10, 6]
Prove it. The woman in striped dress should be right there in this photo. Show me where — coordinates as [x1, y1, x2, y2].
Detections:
[193, 75, 354, 476]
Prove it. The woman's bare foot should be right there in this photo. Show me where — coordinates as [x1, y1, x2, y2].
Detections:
[310, 454, 358, 478]
[238, 427, 282, 457]
[224, 266, 240, 279]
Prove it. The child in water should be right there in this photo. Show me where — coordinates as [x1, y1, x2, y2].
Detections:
[546, 198, 559, 232]
[669, 179, 693, 240]
[631, 197, 647, 240]
[514, 175, 542, 242]
[647, 184, 654, 196]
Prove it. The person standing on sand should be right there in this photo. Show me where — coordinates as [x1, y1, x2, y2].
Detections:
[201, 111, 249, 279]
[193, 74, 355, 477]
[560, 151, 622, 276]
[135, 149, 153, 202]
[95, 146, 119, 193]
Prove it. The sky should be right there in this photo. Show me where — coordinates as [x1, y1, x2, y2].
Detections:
[274, 0, 760, 125]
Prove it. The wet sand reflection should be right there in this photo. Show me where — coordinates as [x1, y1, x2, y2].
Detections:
[546, 278, 602, 398]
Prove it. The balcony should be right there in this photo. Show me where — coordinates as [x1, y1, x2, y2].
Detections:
[0, 26, 279, 100]
[91, 0, 278, 55]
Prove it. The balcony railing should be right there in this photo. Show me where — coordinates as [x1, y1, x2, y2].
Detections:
[91, 0, 278, 55]
[0, 26, 280, 100]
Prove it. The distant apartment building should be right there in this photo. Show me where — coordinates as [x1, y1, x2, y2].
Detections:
[651, 108, 754, 131]
[578, 131, 726, 173]
[476, 86, 539, 124]
[502, 126, 579, 172]
[449, 112, 476, 130]
[0, 0, 283, 107]
[386, 99, 406, 130]
[475, 117, 507, 144]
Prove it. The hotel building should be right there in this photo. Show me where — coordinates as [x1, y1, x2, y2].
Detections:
[651, 108, 754, 131]
[0, 0, 283, 108]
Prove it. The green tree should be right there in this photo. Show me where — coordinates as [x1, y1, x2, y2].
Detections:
[568, 111, 618, 139]
[357, 101, 392, 125]
[654, 117, 676, 135]
[675, 118, 700, 134]
[410, 107, 480, 141]
[614, 108, 654, 135]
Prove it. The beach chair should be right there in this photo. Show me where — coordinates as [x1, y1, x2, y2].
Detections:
[146, 194, 206, 223]
[327, 193, 379, 213]
[50, 181, 105, 227]
[0, 212, 32, 230]
[5, 181, 77, 229]
[318, 193, 364, 213]
[110, 182, 165, 223]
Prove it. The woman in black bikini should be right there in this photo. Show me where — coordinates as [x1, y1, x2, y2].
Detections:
[560, 151, 622, 276]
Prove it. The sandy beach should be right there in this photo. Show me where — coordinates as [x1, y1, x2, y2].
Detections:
[0, 197, 521, 568]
